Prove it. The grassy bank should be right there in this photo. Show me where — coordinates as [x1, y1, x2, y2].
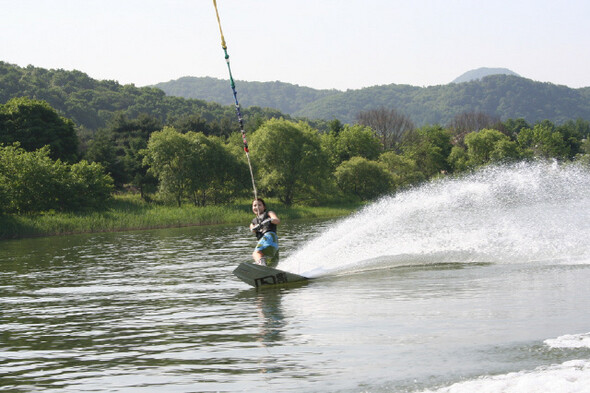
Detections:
[0, 194, 361, 240]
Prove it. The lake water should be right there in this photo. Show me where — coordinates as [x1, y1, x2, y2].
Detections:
[2, 162, 590, 392]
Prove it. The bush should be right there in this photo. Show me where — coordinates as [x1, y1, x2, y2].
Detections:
[0, 144, 113, 213]
[334, 157, 392, 201]
[65, 160, 114, 210]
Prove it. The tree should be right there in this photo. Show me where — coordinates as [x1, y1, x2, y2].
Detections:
[334, 157, 392, 200]
[322, 124, 383, 169]
[356, 107, 414, 150]
[85, 113, 162, 190]
[576, 137, 590, 166]
[85, 128, 126, 187]
[503, 118, 530, 138]
[0, 144, 67, 213]
[62, 160, 114, 210]
[447, 111, 501, 145]
[328, 119, 344, 135]
[378, 151, 425, 189]
[185, 133, 248, 206]
[0, 97, 79, 162]
[400, 125, 453, 177]
[196, 135, 250, 205]
[556, 119, 589, 158]
[448, 145, 469, 172]
[143, 127, 196, 206]
[250, 119, 330, 206]
[0, 143, 113, 213]
[517, 121, 570, 160]
[142, 127, 246, 206]
[463, 128, 520, 167]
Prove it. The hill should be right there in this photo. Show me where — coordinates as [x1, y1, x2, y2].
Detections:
[451, 67, 520, 83]
[0, 61, 288, 135]
[2, 61, 590, 130]
[156, 74, 590, 126]
[294, 75, 590, 125]
[152, 76, 339, 115]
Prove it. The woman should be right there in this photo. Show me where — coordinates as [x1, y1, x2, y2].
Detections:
[249, 198, 280, 268]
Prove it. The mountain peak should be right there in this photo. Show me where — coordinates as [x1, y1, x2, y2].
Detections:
[452, 67, 520, 84]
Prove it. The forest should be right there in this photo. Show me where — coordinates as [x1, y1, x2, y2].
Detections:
[1, 61, 590, 216]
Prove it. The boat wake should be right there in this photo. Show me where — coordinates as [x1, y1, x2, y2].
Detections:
[282, 162, 590, 277]
[417, 332, 590, 393]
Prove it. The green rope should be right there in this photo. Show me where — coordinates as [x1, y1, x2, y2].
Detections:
[213, 0, 258, 200]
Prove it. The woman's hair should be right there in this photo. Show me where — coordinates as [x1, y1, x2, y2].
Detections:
[253, 198, 266, 209]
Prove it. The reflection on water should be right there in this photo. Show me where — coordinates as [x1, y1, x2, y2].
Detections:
[255, 290, 285, 346]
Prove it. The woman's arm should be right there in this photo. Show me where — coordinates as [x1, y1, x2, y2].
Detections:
[268, 211, 280, 225]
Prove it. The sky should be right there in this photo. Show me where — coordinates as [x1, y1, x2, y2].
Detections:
[2, 0, 590, 91]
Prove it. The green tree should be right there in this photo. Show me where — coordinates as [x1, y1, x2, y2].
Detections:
[188, 135, 249, 206]
[328, 119, 344, 135]
[322, 124, 383, 169]
[64, 160, 114, 210]
[378, 151, 425, 189]
[575, 137, 590, 165]
[556, 119, 589, 158]
[0, 144, 67, 213]
[0, 181, 7, 214]
[517, 121, 570, 159]
[0, 144, 113, 213]
[400, 125, 453, 177]
[250, 119, 330, 206]
[85, 113, 162, 190]
[503, 118, 530, 138]
[463, 128, 520, 167]
[85, 129, 126, 186]
[142, 127, 196, 206]
[334, 157, 392, 200]
[448, 145, 469, 172]
[142, 127, 246, 206]
[0, 97, 79, 162]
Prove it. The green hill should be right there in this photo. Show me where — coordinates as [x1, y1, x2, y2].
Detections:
[2, 61, 590, 130]
[0, 61, 287, 135]
[153, 76, 339, 115]
[155, 74, 590, 126]
[294, 75, 590, 125]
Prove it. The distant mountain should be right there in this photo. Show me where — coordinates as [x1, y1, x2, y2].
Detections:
[452, 67, 520, 84]
[152, 76, 340, 115]
[2, 61, 589, 131]
[155, 74, 590, 126]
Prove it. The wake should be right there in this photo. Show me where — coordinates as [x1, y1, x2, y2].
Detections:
[281, 162, 590, 277]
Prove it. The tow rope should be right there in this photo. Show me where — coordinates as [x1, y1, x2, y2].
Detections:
[212, 0, 258, 201]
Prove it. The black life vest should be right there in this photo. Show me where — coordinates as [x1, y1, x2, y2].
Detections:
[251, 211, 277, 240]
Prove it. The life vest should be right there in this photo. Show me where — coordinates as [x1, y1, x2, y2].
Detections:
[251, 211, 277, 240]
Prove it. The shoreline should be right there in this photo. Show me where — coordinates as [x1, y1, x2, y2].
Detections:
[0, 195, 360, 240]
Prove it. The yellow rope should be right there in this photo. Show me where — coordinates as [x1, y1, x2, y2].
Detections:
[212, 0, 258, 201]
[212, 0, 227, 50]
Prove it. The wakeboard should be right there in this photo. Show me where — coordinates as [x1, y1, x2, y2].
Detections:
[233, 262, 308, 288]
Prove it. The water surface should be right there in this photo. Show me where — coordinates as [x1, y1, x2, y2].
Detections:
[2, 162, 590, 392]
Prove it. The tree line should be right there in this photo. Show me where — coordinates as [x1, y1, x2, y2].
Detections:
[2, 94, 590, 214]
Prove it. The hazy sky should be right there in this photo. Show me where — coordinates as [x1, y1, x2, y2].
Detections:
[2, 0, 589, 90]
